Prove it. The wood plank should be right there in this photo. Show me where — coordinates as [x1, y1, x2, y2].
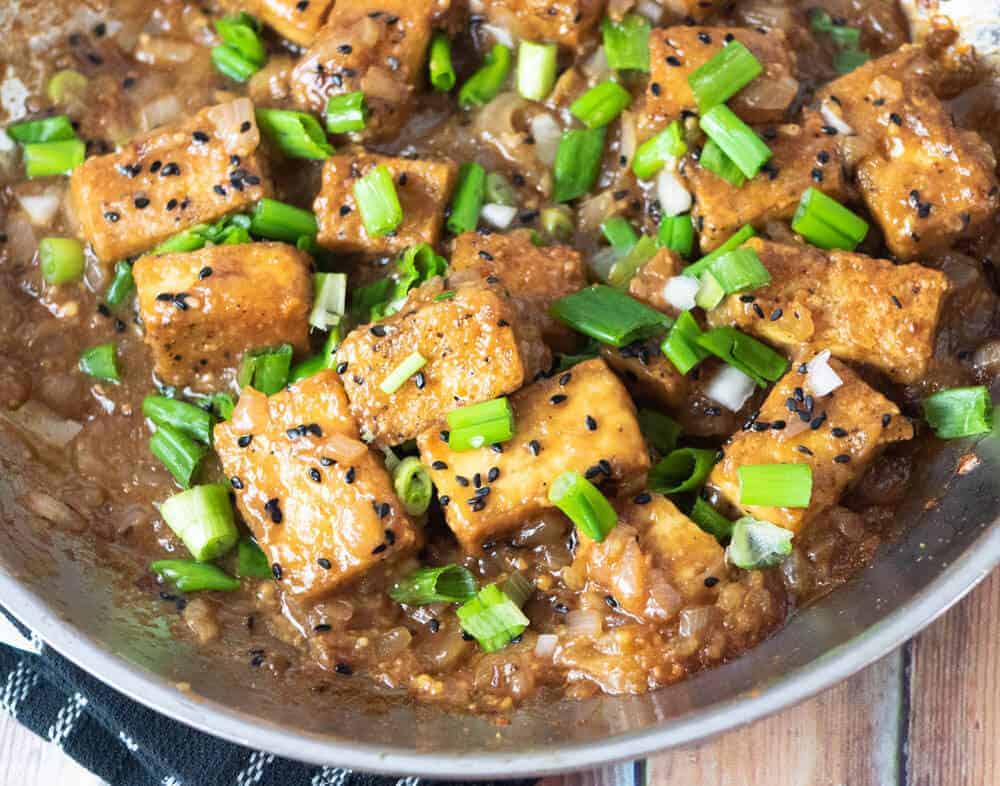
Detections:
[0, 713, 102, 786]
[906, 570, 999, 786]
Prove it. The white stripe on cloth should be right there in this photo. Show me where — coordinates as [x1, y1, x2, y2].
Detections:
[395, 776, 421, 786]
[161, 776, 183, 786]
[47, 690, 88, 747]
[0, 659, 40, 719]
[311, 767, 351, 786]
[235, 750, 275, 786]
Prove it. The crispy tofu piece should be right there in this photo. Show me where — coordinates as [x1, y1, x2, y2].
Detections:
[336, 282, 550, 447]
[688, 112, 850, 251]
[220, 0, 335, 45]
[627, 249, 683, 315]
[600, 340, 689, 411]
[214, 371, 418, 599]
[707, 359, 913, 534]
[572, 495, 726, 619]
[417, 358, 650, 551]
[70, 98, 271, 262]
[291, 0, 439, 139]
[449, 229, 586, 349]
[646, 27, 797, 125]
[817, 46, 999, 260]
[707, 238, 949, 384]
[314, 151, 457, 257]
[481, 0, 603, 48]
[133, 242, 311, 388]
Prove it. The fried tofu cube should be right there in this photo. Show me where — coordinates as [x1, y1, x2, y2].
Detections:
[600, 339, 689, 411]
[646, 27, 797, 125]
[215, 371, 419, 599]
[133, 242, 311, 388]
[335, 282, 550, 447]
[418, 358, 650, 551]
[449, 229, 587, 349]
[314, 152, 457, 257]
[480, 0, 603, 48]
[571, 495, 725, 619]
[220, 0, 335, 45]
[707, 358, 913, 534]
[707, 238, 949, 383]
[818, 46, 999, 260]
[70, 98, 271, 262]
[688, 112, 850, 251]
[627, 248, 683, 315]
[291, 0, 439, 139]
[658, 0, 729, 22]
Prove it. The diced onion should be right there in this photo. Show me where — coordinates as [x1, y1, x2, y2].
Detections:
[705, 364, 756, 412]
[320, 432, 369, 463]
[529, 113, 561, 166]
[581, 47, 611, 81]
[534, 634, 558, 657]
[587, 246, 619, 283]
[662, 275, 701, 311]
[820, 99, 854, 135]
[230, 388, 269, 433]
[0, 128, 14, 152]
[140, 94, 183, 131]
[480, 203, 518, 229]
[480, 23, 515, 49]
[636, 0, 663, 22]
[17, 191, 61, 226]
[565, 609, 602, 637]
[805, 349, 843, 397]
[656, 161, 692, 217]
[207, 97, 258, 155]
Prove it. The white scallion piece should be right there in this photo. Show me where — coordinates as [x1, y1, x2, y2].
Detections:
[662, 275, 701, 311]
[480, 202, 518, 229]
[706, 364, 756, 412]
[805, 349, 843, 397]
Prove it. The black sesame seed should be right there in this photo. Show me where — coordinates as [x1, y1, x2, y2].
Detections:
[338, 43, 353, 54]
[230, 476, 244, 489]
[428, 619, 440, 633]
[634, 492, 652, 505]
[345, 466, 356, 484]
[439, 495, 450, 506]
[160, 162, 180, 176]
[372, 543, 387, 554]
[834, 453, 851, 464]
[335, 662, 353, 675]
[487, 467, 500, 482]
[769, 308, 783, 321]
[585, 415, 597, 431]
[456, 475, 470, 487]
[213, 184, 227, 196]
[651, 82, 662, 96]
[889, 113, 903, 126]
[336, 361, 348, 374]
[666, 55, 682, 66]
[604, 595, 619, 609]
[272, 563, 283, 580]
[309, 468, 322, 482]
[752, 303, 765, 319]
[237, 434, 253, 447]
[198, 266, 213, 279]
[797, 445, 814, 455]
[811, 168, 824, 183]
[550, 394, 567, 405]
[318, 557, 332, 569]
[414, 371, 426, 389]
[166, 198, 178, 210]
[698, 31, 712, 43]
[192, 131, 209, 143]
[432, 460, 448, 470]
[817, 150, 830, 164]
[240, 121, 252, 132]
[704, 576, 719, 587]
[584, 465, 601, 479]
[528, 440, 541, 456]
[320, 457, 336, 466]
[314, 624, 332, 633]
[771, 420, 786, 430]
[821, 125, 838, 135]
[296, 0, 309, 9]
[831, 427, 848, 437]
[134, 196, 150, 209]
[370, 324, 387, 337]
[104, 211, 120, 223]
[264, 498, 283, 523]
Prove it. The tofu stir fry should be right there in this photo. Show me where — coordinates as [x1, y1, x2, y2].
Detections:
[1, 0, 997, 712]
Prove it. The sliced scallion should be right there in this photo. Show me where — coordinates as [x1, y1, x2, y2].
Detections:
[236, 537, 273, 579]
[637, 408, 682, 454]
[548, 471, 618, 542]
[104, 261, 135, 308]
[151, 560, 240, 593]
[238, 344, 293, 395]
[143, 395, 214, 445]
[553, 126, 606, 203]
[922, 386, 994, 439]
[658, 214, 695, 257]
[215, 13, 266, 67]
[445, 397, 515, 452]
[7, 115, 76, 144]
[607, 234, 658, 289]
[649, 448, 717, 495]
[696, 326, 788, 387]
[517, 41, 558, 102]
[249, 198, 318, 244]
[601, 14, 651, 72]
[211, 45, 260, 83]
[726, 516, 793, 569]
[23, 138, 85, 178]
[447, 162, 486, 235]
[392, 456, 434, 515]
[429, 32, 457, 91]
[690, 497, 734, 541]
[699, 138, 746, 187]
[45, 70, 88, 105]
[550, 284, 670, 347]
[390, 564, 477, 604]
[705, 246, 771, 294]
[661, 310, 710, 375]
[682, 223, 757, 278]
[791, 187, 869, 251]
[601, 216, 639, 256]
[699, 104, 772, 179]
[309, 272, 347, 332]
[570, 81, 633, 129]
[150, 423, 208, 488]
[324, 92, 368, 135]
[688, 41, 763, 113]
[38, 237, 85, 285]
[380, 352, 427, 394]
[633, 120, 686, 180]
[256, 108, 333, 159]
[79, 343, 120, 382]
[458, 44, 513, 108]
[456, 582, 530, 652]
[354, 165, 403, 237]
[738, 463, 813, 508]
[159, 483, 239, 561]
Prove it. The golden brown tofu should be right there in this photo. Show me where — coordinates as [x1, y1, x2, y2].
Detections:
[817, 46, 999, 260]
[220, 0, 335, 45]
[335, 282, 550, 447]
[707, 238, 949, 384]
[418, 359, 650, 551]
[707, 358, 913, 534]
[314, 151, 457, 257]
[480, 0, 603, 48]
[215, 372, 419, 599]
[572, 495, 726, 619]
[627, 249, 683, 315]
[70, 98, 272, 262]
[449, 230, 586, 349]
[646, 27, 797, 125]
[600, 340, 689, 411]
[133, 242, 311, 388]
[291, 0, 439, 139]
[659, 0, 729, 22]
[688, 112, 850, 251]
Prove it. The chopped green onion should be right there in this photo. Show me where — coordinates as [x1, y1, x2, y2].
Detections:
[502, 571, 535, 608]
[215, 13, 266, 66]
[699, 138, 746, 187]
[324, 92, 368, 135]
[458, 44, 513, 108]
[834, 48, 870, 74]
[690, 497, 734, 541]
[637, 408, 682, 454]
[661, 310, 710, 375]
[570, 81, 633, 129]
[46, 70, 88, 104]
[705, 247, 770, 294]
[288, 330, 340, 382]
[726, 516, 793, 569]
[699, 104, 772, 179]
[550, 284, 670, 347]
[682, 224, 757, 278]
[390, 564, 477, 604]
[104, 261, 135, 308]
[236, 537, 273, 579]
[791, 187, 869, 251]
[696, 326, 788, 387]
[456, 582, 530, 652]
[238, 344, 293, 395]
[249, 198, 318, 244]
[435, 290, 456, 301]
[649, 448, 717, 495]
[309, 272, 347, 332]
[517, 41, 558, 101]
[211, 45, 260, 83]
[151, 560, 240, 593]
[38, 237, 85, 285]
[601, 216, 639, 256]
[392, 456, 434, 515]
[553, 126, 607, 203]
[485, 172, 517, 207]
[256, 108, 333, 159]
[79, 343, 120, 382]
[688, 41, 763, 113]
[23, 139, 85, 178]
[922, 386, 994, 439]
[354, 164, 402, 237]
[394, 243, 448, 299]
[738, 463, 813, 508]
[607, 234, 658, 289]
[548, 470, 618, 542]
[159, 484, 239, 561]
[150, 229, 209, 256]
[380, 352, 427, 394]
[428, 32, 457, 91]
[658, 214, 695, 257]
[541, 206, 574, 242]
[447, 162, 486, 235]
[694, 270, 725, 310]
[143, 395, 214, 444]
[150, 424, 208, 488]
[633, 120, 686, 180]
[601, 14, 651, 72]
[7, 115, 76, 144]
[189, 391, 235, 421]
[446, 397, 516, 452]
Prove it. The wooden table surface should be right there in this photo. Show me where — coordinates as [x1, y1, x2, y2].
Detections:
[0, 568, 995, 786]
